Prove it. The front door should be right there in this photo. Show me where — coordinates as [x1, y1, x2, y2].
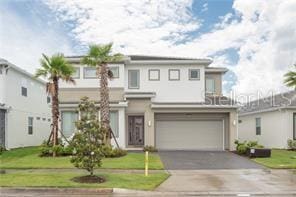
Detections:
[0, 109, 5, 148]
[128, 116, 144, 146]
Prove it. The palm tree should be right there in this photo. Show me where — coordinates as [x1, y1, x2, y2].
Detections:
[35, 53, 75, 156]
[82, 43, 123, 145]
[284, 64, 296, 89]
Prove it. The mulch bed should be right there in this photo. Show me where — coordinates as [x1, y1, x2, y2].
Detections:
[71, 175, 106, 184]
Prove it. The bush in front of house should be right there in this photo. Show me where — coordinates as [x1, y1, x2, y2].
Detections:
[234, 140, 264, 155]
[143, 145, 158, 152]
[101, 145, 127, 158]
[39, 140, 74, 157]
[0, 146, 6, 155]
[287, 139, 296, 151]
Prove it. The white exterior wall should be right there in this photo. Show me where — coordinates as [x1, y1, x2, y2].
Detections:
[3, 68, 51, 149]
[238, 109, 294, 148]
[124, 64, 205, 102]
[59, 64, 125, 88]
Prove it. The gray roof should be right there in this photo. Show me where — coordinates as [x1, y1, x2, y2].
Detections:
[239, 91, 296, 114]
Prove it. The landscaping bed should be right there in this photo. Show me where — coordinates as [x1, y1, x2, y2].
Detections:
[0, 147, 164, 170]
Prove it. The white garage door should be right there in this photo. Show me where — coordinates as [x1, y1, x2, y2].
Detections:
[156, 120, 224, 150]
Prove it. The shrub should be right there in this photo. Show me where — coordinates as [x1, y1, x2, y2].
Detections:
[235, 140, 264, 155]
[287, 139, 296, 151]
[0, 146, 6, 155]
[237, 144, 248, 154]
[70, 97, 106, 176]
[101, 145, 127, 158]
[143, 145, 158, 152]
[39, 140, 74, 157]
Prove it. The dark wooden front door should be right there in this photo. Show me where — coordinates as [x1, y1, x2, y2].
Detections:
[128, 116, 144, 146]
[0, 109, 5, 148]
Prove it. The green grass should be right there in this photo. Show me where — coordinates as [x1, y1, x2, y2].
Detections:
[253, 149, 296, 169]
[0, 147, 163, 170]
[0, 171, 169, 190]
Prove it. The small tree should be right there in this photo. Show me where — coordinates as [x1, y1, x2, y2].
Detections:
[70, 97, 106, 176]
[284, 64, 296, 89]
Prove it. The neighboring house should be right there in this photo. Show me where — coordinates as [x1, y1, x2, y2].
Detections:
[238, 91, 296, 148]
[0, 58, 51, 149]
[59, 55, 238, 151]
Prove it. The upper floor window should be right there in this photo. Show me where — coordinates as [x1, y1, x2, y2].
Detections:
[28, 117, 33, 135]
[83, 67, 97, 79]
[72, 67, 80, 79]
[169, 69, 180, 81]
[128, 70, 140, 89]
[21, 87, 27, 97]
[109, 67, 119, 78]
[149, 69, 160, 81]
[256, 117, 261, 135]
[189, 69, 200, 80]
[206, 78, 215, 94]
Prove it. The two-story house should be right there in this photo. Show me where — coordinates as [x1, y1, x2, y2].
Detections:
[0, 58, 51, 149]
[59, 55, 238, 151]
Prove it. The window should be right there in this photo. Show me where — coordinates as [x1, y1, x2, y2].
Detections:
[149, 69, 160, 81]
[128, 70, 140, 89]
[109, 67, 119, 78]
[169, 69, 180, 81]
[189, 69, 200, 80]
[72, 67, 80, 79]
[293, 113, 296, 140]
[48, 118, 51, 122]
[47, 96, 51, 104]
[62, 111, 78, 137]
[83, 67, 97, 79]
[21, 87, 27, 97]
[28, 117, 33, 135]
[36, 117, 40, 120]
[238, 120, 242, 124]
[110, 111, 119, 137]
[206, 78, 215, 94]
[256, 117, 261, 135]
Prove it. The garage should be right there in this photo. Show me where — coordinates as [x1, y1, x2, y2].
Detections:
[155, 113, 225, 150]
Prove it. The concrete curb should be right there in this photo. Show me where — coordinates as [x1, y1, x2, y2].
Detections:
[113, 188, 296, 196]
[0, 187, 113, 195]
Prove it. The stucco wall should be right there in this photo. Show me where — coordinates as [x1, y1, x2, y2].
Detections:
[238, 109, 294, 148]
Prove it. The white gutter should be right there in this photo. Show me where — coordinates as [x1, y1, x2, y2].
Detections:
[128, 60, 212, 66]
[239, 106, 296, 116]
[151, 104, 238, 109]
[60, 101, 129, 108]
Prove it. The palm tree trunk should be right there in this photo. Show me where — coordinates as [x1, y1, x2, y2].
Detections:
[52, 77, 60, 156]
[99, 64, 111, 145]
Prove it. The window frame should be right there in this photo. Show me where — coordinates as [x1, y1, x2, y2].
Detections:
[28, 117, 33, 135]
[128, 69, 140, 89]
[205, 78, 216, 94]
[168, 69, 180, 81]
[188, 69, 200, 80]
[72, 67, 80, 79]
[148, 69, 160, 81]
[83, 67, 98, 79]
[21, 86, 27, 97]
[109, 66, 119, 78]
[255, 117, 261, 135]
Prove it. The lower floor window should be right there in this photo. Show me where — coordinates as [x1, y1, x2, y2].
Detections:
[110, 111, 119, 138]
[28, 117, 33, 135]
[294, 113, 296, 140]
[62, 111, 78, 138]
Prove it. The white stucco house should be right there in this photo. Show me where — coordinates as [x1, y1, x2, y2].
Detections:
[0, 58, 51, 149]
[59, 55, 239, 151]
[238, 91, 296, 149]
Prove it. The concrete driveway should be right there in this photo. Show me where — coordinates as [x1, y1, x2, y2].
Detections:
[159, 151, 263, 170]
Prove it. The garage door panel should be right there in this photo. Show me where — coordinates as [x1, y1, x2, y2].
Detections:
[156, 120, 223, 150]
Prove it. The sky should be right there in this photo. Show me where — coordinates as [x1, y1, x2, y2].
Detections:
[0, 0, 295, 97]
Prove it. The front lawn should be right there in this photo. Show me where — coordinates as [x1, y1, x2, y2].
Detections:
[253, 149, 296, 169]
[0, 171, 169, 190]
[0, 147, 164, 170]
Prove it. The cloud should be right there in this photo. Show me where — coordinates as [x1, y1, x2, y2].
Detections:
[0, 2, 74, 74]
[201, 3, 208, 13]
